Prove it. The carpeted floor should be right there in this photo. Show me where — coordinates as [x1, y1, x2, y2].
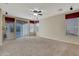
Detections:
[0, 36, 79, 56]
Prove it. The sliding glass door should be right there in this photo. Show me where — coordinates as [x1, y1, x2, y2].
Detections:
[16, 20, 29, 38]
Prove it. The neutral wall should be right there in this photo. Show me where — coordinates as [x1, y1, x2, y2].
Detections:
[0, 9, 3, 46]
[37, 14, 79, 45]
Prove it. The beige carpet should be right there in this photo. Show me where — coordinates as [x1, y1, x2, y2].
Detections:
[0, 36, 79, 56]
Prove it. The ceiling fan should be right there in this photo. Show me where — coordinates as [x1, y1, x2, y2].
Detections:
[32, 9, 43, 16]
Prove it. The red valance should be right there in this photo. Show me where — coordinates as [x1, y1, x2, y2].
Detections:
[30, 20, 39, 24]
[5, 17, 15, 23]
[65, 12, 79, 19]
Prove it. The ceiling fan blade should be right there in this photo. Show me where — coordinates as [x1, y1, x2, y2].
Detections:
[30, 9, 37, 13]
[38, 10, 42, 13]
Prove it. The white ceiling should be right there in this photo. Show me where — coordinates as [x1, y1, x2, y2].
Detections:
[0, 3, 79, 20]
